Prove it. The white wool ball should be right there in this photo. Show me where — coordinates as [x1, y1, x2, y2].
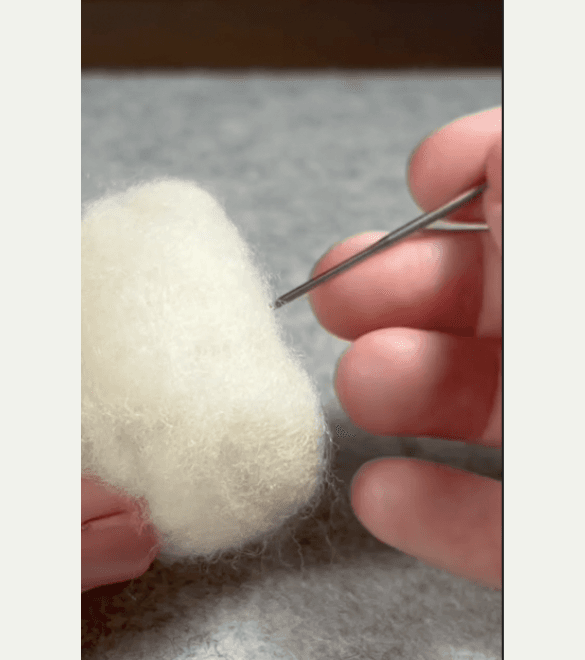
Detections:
[81, 179, 327, 560]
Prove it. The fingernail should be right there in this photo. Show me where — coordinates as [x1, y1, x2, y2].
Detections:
[146, 543, 160, 564]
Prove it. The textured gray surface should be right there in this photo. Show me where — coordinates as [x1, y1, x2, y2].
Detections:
[81, 72, 501, 659]
[82, 71, 501, 408]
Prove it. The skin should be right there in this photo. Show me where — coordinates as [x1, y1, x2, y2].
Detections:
[308, 107, 502, 589]
[81, 477, 159, 592]
[81, 107, 501, 592]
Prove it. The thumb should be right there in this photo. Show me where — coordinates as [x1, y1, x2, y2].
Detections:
[81, 510, 159, 592]
[484, 137, 502, 253]
[81, 477, 160, 592]
[407, 107, 502, 223]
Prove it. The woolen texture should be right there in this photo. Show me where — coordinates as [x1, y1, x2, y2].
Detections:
[81, 179, 326, 560]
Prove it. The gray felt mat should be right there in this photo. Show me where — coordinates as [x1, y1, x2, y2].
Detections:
[81, 71, 502, 660]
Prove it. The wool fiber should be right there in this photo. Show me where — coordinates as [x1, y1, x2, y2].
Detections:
[81, 179, 327, 561]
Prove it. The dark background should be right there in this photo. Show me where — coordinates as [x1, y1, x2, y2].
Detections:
[82, 0, 502, 69]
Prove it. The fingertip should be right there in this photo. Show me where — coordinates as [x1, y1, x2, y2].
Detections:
[407, 107, 502, 212]
[334, 328, 431, 437]
[406, 131, 436, 207]
[132, 540, 160, 577]
[83, 512, 159, 563]
[335, 328, 500, 442]
[350, 458, 403, 524]
[406, 134, 436, 209]
[351, 459, 502, 589]
[81, 513, 159, 591]
[131, 517, 161, 562]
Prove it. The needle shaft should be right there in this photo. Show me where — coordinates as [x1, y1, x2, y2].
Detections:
[272, 184, 487, 310]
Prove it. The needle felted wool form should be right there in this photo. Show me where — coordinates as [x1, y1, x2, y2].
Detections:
[81, 179, 327, 561]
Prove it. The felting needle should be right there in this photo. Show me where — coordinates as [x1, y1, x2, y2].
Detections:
[272, 184, 488, 310]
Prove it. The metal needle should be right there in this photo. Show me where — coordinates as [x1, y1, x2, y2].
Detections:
[272, 184, 488, 310]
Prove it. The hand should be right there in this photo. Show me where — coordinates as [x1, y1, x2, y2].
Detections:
[309, 108, 502, 589]
[82, 477, 160, 592]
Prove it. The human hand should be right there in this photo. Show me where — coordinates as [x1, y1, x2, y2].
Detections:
[309, 107, 502, 589]
[82, 477, 160, 592]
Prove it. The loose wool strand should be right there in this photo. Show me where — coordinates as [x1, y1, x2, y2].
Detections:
[81, 179, 327, 561]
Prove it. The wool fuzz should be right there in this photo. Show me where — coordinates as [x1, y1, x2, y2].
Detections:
[81, 179, 327, 561]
